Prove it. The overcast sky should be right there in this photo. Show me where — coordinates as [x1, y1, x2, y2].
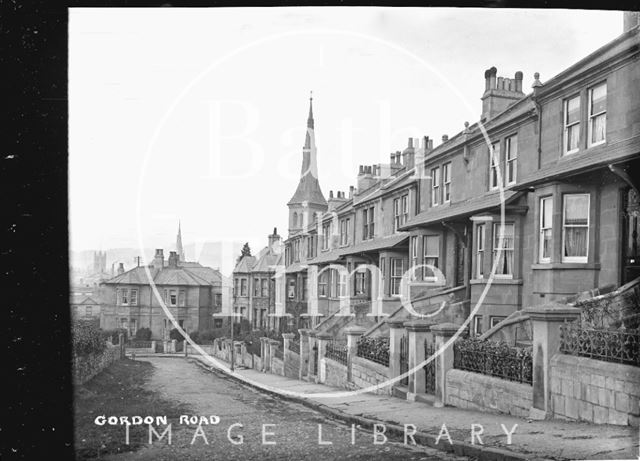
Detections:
[69, 7, 623, 273]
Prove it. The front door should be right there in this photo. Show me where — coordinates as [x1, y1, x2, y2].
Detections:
[622, 187, 640, 284]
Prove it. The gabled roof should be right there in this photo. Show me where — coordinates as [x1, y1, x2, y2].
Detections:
[71, 294, 99, 305]
[287, 173, 328, 207]
[233, 255, 257, 273]
[307, 248, 346, 265]
[252, 246, 281, 273]
[400, 190, 522, 230]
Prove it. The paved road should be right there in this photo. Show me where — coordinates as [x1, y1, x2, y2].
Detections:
[103, 357, 472, 461]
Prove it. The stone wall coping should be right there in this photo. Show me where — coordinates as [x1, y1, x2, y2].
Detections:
[385, 318, 407, 328]
[431, 322, 461, 335]
[403, 320, 434, 332]
[523, 305, 581, 321]
[344, 326, 367, 335]
[316, 333, 333, 340]
[551, 353, 640, 382]
[268, 339, 281, 345]
[282, 333, 295, 339]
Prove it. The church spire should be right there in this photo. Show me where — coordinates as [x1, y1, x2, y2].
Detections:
[176, 220, 185, 262]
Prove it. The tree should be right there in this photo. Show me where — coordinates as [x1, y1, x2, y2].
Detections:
[236, 242, 252, 263]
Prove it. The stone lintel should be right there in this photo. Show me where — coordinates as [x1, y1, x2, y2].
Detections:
[403, 320, 434, 332]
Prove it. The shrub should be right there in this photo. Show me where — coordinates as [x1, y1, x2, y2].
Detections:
[73, 322, 107, 357]
[135, 328, 152, 341]
[100, 328, 128, 344]
[169, 328, 185, 341]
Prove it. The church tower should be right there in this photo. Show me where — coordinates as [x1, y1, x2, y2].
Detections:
[287, 93, 328, 237]
[176, 221, 185, 262]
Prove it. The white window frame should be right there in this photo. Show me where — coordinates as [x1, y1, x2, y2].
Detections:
[130, 289, 138, 306]
[423, 235, 440, 282]
[338, 271, 348, 297]
[473, 315, 483, 337]
[492, 223, 515, 279]
[562, 194, 590, 263]
[254, 278, 260, 296]
[390, 258, 404, 296]
[288, 278, 296, 299]
[121, 288, 129, 306]
[587, 82, 606, 148]
[169, 289, 177, 306]
[476, 224, 485, 279]
[443, 163, 451, 203]
[410, 236, 418, 280]
[505, 136, 517, 185]
[431, 167, 440, 206]
[489, 142, 500, 190]
[393, 197, 400, 232]
[539, 196, 553, 263]
[401, 194, 409, 225]
[563, 94, 581, 155]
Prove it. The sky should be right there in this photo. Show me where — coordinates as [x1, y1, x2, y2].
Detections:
[69, 7, 624, 274]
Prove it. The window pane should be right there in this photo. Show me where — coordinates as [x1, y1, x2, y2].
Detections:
[425, 236, 439, 255]
[566, 96, 580, 124]
[564, 195, 589, 225]
[564, 227, 588, 257]
[590, 84, 606, 114]
[591, 114, 606, 144]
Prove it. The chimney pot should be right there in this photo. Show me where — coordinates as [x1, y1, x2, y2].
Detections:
[442, 134, 449, 142]
[329, 190, 334, 198]
[408, 137, 413, 148]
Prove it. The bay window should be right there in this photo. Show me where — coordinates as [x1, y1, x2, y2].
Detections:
[539, 196, 553, 263]
[562, 194, 590, 262]
[423, 235, 440, 281]
[492, 223, 514, 277]
[476, 224, 486, 278]
[355, 265, 367, 296]
[390, 258, 404, 296]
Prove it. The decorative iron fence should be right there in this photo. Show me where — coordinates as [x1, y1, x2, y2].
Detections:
[155, 341, 164, 353]
[424, 339, 436, 394]
[399, 335, 409, 386]
[356, 336, 390, 367]
[326, 341, 348, 365]
[453, 338, 532, 385]
[560, 323, 640, 366]
[289, 339, 300, 355]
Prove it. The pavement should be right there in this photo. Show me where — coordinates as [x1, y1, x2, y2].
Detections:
[172, 352, 640, 461]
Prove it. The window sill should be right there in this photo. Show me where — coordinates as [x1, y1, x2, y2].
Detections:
[470, 278, 523, 285]
[531, 262, 601, 270]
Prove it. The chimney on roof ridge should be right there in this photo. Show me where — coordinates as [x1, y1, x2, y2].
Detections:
[268, 228, 281, 252]
[481, 67, 524, 121]
[442, 134, 449, 142]
[117, 262, 125, 275]
[153, 249, 164, 268]
[168, 251, 179, 268]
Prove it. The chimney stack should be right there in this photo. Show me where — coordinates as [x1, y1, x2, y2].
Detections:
[268, 227, 281, 251]
[117, 262, 125, 275]
[152, 249, 164, 268]
[168, 251, 179, 268]
[481, 67, 525, 121]
[442, 134, 449, 143]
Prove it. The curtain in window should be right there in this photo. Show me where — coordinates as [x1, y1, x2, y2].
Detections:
[493, 224, 514, 276]
[591, 114, 606, 144]
[564, 195, 589, 258]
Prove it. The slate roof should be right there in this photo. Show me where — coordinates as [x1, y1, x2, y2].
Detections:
[340, 233, 409, 256]
[399, 190, 522, 230]
[252, 246, 281, 273]
[287, 173, 328, 206]
[513, 135, 640, 190]
[71, 294, 100, 305]
[307, 248, 346, 265]
[102, 262, 217, 287]
[233, 255, 257, 273]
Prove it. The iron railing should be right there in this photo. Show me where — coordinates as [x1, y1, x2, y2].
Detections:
[453, 339, 532, 385]
[289, 339, 300, 355]
[399, 335, 409, 386]
[560, 323, 639, 366]
[424, 339, 436, 394]
[325, 341, 348, 365]
[356, 336, 390, 367]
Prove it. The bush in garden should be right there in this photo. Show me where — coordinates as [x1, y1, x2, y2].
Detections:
[100, 327, 128, 344]
[135, 328, 152, 341]
[73, 321, 107, 357]
[169, 328, 185, 341]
